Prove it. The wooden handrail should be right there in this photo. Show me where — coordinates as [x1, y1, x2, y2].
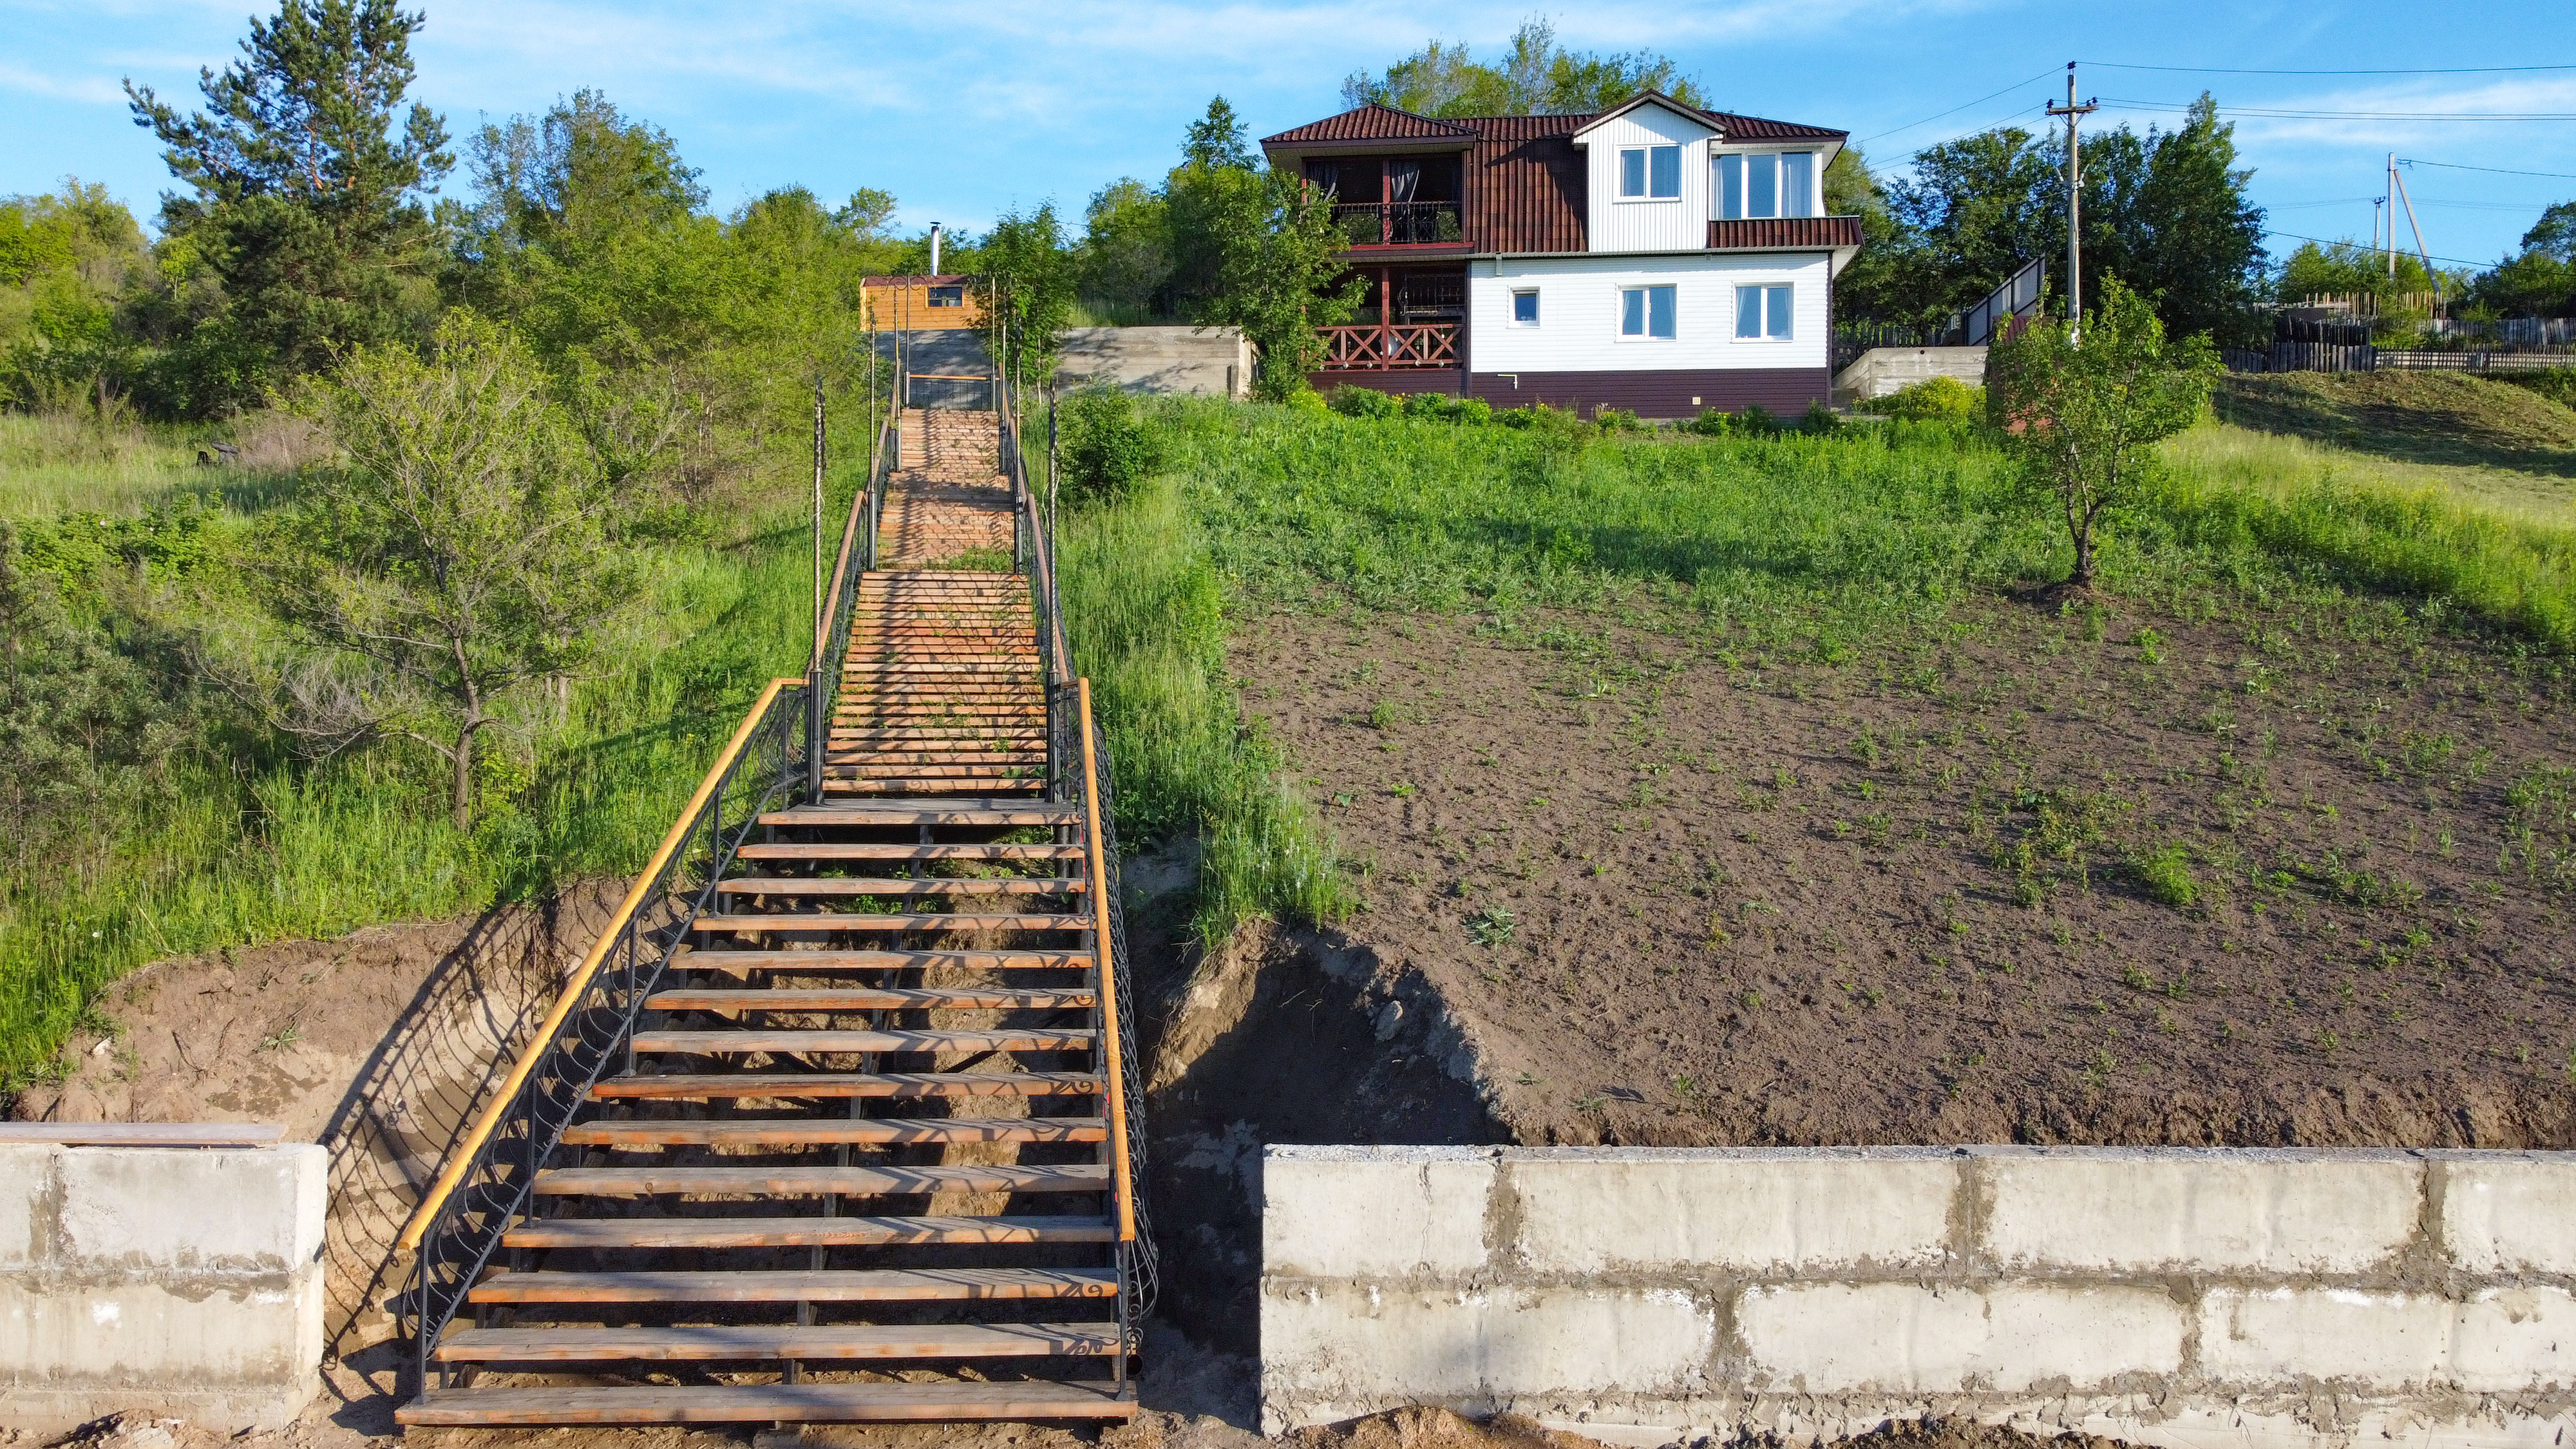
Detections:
[1075, 677, 1135, 1243]
[392, 674, 804, 1255]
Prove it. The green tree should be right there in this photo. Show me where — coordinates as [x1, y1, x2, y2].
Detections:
[1077, 179, 1171, 320]
[1340, 19, 1707, 117]
[1204, 171, 1365, 399]
[1987, 276, 2221, 587]
[2465, 202, 2576, 318]
[1163, 98, 1265, 319]
[976, 202, 1077, 386]
[1184, 97, 1258, 170]
[273, 313, 633, 830]
[0, 522, 178, 864]
[126, 0, 453, 408]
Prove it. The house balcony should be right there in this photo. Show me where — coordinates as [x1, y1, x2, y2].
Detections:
[1318, 322, 1460, 370]
[1706, 215, 1866, 250]
[1334, 200, 1466, 248]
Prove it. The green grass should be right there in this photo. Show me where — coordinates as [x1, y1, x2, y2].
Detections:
[1056, 396, 2576, 944]
[0, 413, 844, 1088]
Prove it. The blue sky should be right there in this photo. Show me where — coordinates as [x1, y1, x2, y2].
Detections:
[6, 0, 2576, 270]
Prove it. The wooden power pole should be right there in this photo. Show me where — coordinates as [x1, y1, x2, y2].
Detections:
[2046, 63, 2100, 338]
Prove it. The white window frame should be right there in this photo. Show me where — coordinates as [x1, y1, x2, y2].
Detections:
[1714, 150, 1819, 220]
[1619, 283, 1679, 341]
[1510, 289, 1540, 327]
[1617, 144, 1682, 202]
[1732, 283, 1794, 342]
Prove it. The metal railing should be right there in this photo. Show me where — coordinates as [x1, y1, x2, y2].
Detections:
[806, 381, 903, 796]
[1332, 200, 1464, 246]
[394, 674, 810, 1392]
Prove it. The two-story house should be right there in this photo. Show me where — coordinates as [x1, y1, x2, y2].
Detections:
[1259, 93, 1862, 418]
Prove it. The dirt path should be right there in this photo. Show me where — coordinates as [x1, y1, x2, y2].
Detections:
[1233, 597, 2576, 1149]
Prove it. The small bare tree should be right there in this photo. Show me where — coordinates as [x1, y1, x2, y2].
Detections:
[1987, 276, 2222, 589]
[272, 311, 634, 829]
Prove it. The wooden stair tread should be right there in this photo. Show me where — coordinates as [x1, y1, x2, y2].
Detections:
[397, 1378, 1136, 1426]
[690, 912, 1089, 933]
[731, 844, 1077, 861]
[560, 1118, 1106, 1146]
[673, 950, 1086, 971]
[760, 801, 1078, 824]
[531, 1162, 1110, 1195]
[589, 1071, 1101, 1099]
[644, 986, 1094, 1010]
[502, 1213, 1117, 1249]
[630, 1027, 1094, 1054]
[713, 878, 1081, 896]
[433, 1321, 1119, 1362]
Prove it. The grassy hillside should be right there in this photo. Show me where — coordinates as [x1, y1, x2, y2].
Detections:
[0, 408, 839, 1088]
[2215, 370, 2576, 482]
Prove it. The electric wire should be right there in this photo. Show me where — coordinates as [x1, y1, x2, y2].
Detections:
[2102, 97, 2576, 121]
[2079, 61, 2576, 77]
[2400, 158, 2576, 182]
[1855, 67, 2063, 146]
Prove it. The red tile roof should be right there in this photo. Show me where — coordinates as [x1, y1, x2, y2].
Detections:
[1262, 103, 1844, 149]
[1262, 105, 1478, 145]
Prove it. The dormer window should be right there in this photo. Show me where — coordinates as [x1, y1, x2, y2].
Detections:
[1619, 145, 1681, 200]
[1716, 151, 1817, 220]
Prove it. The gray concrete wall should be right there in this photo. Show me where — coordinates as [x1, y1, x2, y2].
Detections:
[1833, 345, 1987, 403]
[1, 1142, 327, 1433]
[1056, 326, 1253, 399]
[1263, 1146, 2576, 1448]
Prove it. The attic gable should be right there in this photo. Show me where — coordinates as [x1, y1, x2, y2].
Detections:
[1569, 90, 1719, 144]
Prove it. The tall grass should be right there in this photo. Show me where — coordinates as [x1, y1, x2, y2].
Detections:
[1059, 472, 1347, 942]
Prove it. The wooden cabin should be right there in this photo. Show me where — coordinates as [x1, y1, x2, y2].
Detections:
[864, 274, 985, 330]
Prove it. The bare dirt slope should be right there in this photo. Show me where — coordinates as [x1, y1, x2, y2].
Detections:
[1233, 596, 2576, 1149]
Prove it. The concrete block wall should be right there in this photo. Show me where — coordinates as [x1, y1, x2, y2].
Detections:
[0, 1142, 327, 1433]
[1263, 1146, 2576, 1448]
[1056, 326, 1253, 399]
[1831, 345, 1987, 403]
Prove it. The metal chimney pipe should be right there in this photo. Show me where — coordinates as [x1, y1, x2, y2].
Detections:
[929, 222, 943, 276]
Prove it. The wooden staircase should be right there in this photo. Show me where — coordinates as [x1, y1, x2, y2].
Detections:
[396, 397, 1145, 1427]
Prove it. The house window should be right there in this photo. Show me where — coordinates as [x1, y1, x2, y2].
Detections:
[1511, 290, 1540, 325]
[1621, 284, 1678, 339]
[1619, 145, 1680, 199]
[1734, 283, 1793, 340]
[927, 285, 963, 307]
[1715, 151, 1819, 220]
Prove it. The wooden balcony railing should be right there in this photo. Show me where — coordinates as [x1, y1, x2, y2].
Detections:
[1707, 215, 1866, 250]
[1333, 200, 1466, 247]
[1318, 323, 1460, 370]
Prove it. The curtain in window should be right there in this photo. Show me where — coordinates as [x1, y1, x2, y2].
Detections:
[1765, 285, 1793, 339]
[1716, 155, 1743, 220]
[1647, 285, 1676, 338]
[1748, 155, 1777, 218]
[1387, 160, 1421, 203]
[1650, 146, 1681, 198]
[1623, 289, 1647, 336]
[1780, 153, 1814, 218]
[1310, 160, 1341, 199]
[1735, 287, 1763, 338]
[1620, 149, 1647, 198]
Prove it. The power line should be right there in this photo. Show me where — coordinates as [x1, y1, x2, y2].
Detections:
[2081, 60, 2576, 76]
[2262, 227, 2496, 269]
[1855, 67, 2063, 146]
[2104, 97, 2576, 121]
[2400, 158, 2576, 182]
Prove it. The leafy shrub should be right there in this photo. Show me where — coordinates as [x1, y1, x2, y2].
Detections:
[1284, 387, 1329, 415]
[1801, 401, 1842, 433]
[2131, 843, 2199, 908]
[1453, 396, 1492, 425]
[1687, 407, 1734, 436]
[1059, 386, 1164, 503]
[1861, 374, 1985, 422]
[1401, 391, 1448, 419]
[1735, 404, 1779, 433]
[1328, 386, 1400, 418]
[1495, 401, 1581, 434]
[1593, 406, 1642, 433]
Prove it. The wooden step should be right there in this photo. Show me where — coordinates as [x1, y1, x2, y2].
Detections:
[590, 1072, 1101, 1101]
[398, 1379, 1137, 1427]
[629, 1027, 1094, 1054]
[689, 912, 1088, 934]
[645, 986, 1094, 1011]
[531, 1162, 1111, 1196]
[434, 1321, 1119, 1363]
[674, 950, 1086, 972]
[469, 1267, 1117, 1304]
[560, 1117, 1107, 1147]
[714, 878, 1083, 898]
[761, 801, 1077, 826]
[502, 1213, 1117, 1250]
[730, 844, 1077, 862]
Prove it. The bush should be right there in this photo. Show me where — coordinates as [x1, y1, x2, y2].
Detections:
[1736, 404, 1779, 433]
[1801, 401, 1842, 433]
[1328, 385, 1399, 419]
[1861, 374, 1985, 422]
[2131, 843, 2199, 909]
[1059, 386, 1163, 503]
[1593, 406, 1641, 433]
[1494, 401, 1582, 435]
[1453, 397, 1492, 425]
[1686, 407, 1733, 436]
[1284, 388, 1329, 415]
[1401, 391, 1448, 419]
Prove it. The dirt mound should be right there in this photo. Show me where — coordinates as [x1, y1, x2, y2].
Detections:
[1233, 598, 2576, 1150]
[2217, 370, 2576, 475]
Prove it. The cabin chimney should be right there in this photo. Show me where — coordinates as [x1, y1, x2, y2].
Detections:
[929, 222, 943, 276]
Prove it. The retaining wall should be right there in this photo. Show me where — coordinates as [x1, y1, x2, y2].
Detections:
[1262, 1146, 2576, 1448]
[1056, 326, 1253, 398]
[0, 1141, 327, 1432]
[1832, 345, 1986, 402]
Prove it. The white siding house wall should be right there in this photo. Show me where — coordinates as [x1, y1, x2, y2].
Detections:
[1573, 105, 1716, 254]
[1468, 252, 1832, 375]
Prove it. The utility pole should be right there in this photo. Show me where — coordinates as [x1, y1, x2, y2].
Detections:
[2387, 154, 2398, 282]
[2389, 158, 2441, 314]
[2046, 62, 2100, 338]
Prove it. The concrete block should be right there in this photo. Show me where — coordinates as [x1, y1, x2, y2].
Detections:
[1262, 1280, 1711, 1410]
[55, 1144, 327, 1271]
[1264, 1147, 1492, 1280]
[1511, 1151, 1955, 1274]
[2455, 1287, 2576, 1392]
[0, 1145, 52, 1269]
[1980, 1151, 2420, 1274]
[2199, 1288, 2452, 1386]
[2441, 1157, 2576, 1274]
[1736, 1282, 2184, 1393]
[0, 1271, 321, 1388]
